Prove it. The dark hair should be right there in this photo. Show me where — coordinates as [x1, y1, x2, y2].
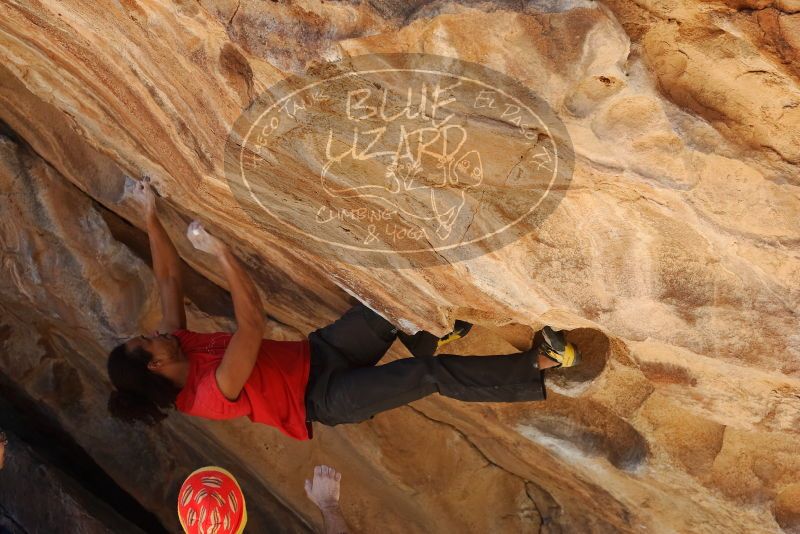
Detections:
[107, 343, 180, 426]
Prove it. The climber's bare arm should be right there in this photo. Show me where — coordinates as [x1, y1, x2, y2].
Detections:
[135, 178, 186, 332]
[187, 221, 264, 401]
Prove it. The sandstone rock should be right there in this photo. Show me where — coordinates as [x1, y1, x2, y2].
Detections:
[0, 430, 146, 533]
[0, 135, 309, 532]
[0, 0, 798, 532]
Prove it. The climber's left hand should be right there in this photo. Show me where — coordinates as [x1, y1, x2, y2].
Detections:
[187, 220, 226, 256]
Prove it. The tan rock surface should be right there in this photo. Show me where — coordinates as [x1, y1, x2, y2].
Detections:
[0, 0, 798, 532]
[0, 427, 148, 533]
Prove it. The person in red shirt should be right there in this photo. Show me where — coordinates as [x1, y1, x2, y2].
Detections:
[107, 179, 580, 438]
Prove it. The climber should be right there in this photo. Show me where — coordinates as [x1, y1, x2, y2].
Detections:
[106, 179, 581, 437]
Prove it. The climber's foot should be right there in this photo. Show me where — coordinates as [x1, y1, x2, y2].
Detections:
[538, 326, 581, 368]
[436, 320, 473, 350]
[397, 320, 472, 358]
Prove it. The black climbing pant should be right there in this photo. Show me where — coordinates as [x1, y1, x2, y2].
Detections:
[304, 304, 547, 427]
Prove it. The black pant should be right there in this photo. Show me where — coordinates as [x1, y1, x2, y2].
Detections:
[304, 305, 546, 427]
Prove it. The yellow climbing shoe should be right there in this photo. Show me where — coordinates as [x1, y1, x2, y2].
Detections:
[436, 320, 473, 350]
[540, 326, 581, 368]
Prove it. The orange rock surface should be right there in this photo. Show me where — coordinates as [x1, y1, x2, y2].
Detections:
[0, 1, 798, 532]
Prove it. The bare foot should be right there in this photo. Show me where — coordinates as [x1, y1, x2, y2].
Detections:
[304, 465, 341, 511]
[186, 220, 225, 255]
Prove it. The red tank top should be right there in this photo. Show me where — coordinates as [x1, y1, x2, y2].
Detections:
[173, 329, 311, 441]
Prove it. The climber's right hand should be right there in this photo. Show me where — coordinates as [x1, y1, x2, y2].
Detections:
[127, 175, 157, 218]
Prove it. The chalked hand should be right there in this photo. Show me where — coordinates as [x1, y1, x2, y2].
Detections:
[187, 220, 225, 255]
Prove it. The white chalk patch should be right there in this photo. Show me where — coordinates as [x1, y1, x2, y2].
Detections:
[516, 424, 595, 464]
[543, 374, 593, 397]
[395, 318, 421, 335]
[526, 0, 597, 13]
[328, 275, 422, 334]
[121, 175, 140, 202]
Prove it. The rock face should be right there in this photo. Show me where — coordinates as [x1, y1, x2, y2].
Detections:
[0, 1, 798, 533]
[0, 429, 145, 534]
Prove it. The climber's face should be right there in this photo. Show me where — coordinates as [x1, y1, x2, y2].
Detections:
[125, 332, 183, 373]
